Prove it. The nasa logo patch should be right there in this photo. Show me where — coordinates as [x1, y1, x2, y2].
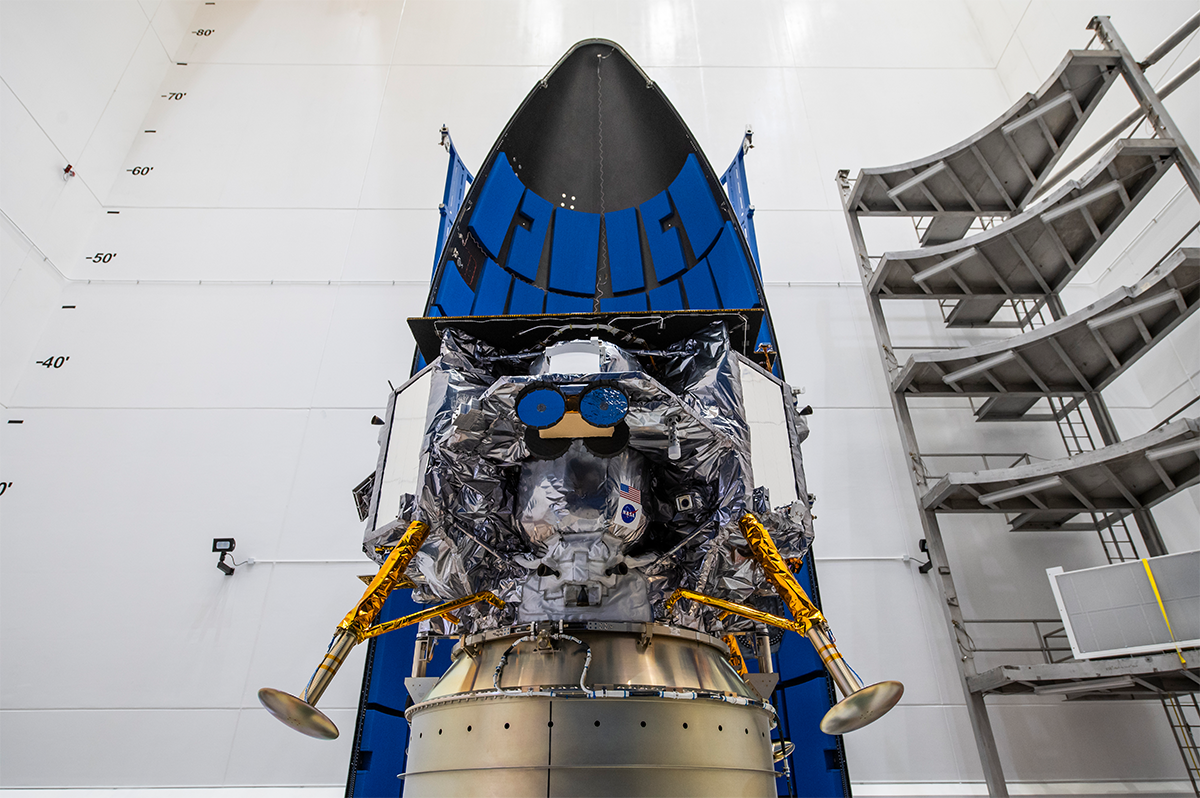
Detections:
[621, 503, 638, 523]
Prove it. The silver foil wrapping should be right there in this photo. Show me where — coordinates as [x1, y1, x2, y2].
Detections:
[364, 323, 815, 635]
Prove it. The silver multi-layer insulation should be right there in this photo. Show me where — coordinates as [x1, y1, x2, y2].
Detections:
[364, 322, 814, 635]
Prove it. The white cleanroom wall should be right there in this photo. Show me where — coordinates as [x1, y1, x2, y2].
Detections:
[1, 0, 1196, 794]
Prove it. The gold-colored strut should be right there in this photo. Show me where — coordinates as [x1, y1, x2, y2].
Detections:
[361, 591, 506, 639]
[339, 520, 430, 642]
[665, 588, 804, 633]
[722, 633, 750, 679]
[665, 513, 904, 735]
[258, 519, 506, 741]
[738, 513, 825, 634]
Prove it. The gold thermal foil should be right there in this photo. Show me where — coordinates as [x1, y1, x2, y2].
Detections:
[362, 591, 505, 640]
[664, 587, 803, 632]
[723, 633, 750, 679]
[739, 513, 825, 634]
[339, 520, 430, 641]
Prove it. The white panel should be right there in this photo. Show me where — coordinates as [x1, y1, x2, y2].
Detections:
[0, 409, 306, 710]
[222, 706, 360, 786]
[0, 212, 34, 303]
[173, 0, 405, 65]
[1048, 551, 1200, 659]
[309, 284, 428, 408]
[801, 409, 925, 558]
[9, 282, 337, 409]
[1010, 1, 1200, 80]
[800, 68, 1011, 210]
[391, 0, 601, 68]
[0, 81, 103, 269]
[962, 0, 1024, 67]
[590, 0, 702, 67]
[764, 285, 891, 410]
[0, 405, 371, 786]
[377, 368, 434, 530]
[1153, 486, 1200, 556]
[0, 1, 149, 160]
[1168, 306, 1200, 383]
[547, 345, 602, 374]
[340, 209, 440, 282]
[698, 68, 826, 212]
[1112, 329, 1190, 415]
[74, 208, 359, 282]
[0, 708, 241, 787]
[738, 358, 798, 506]
[757, 210, 859, 285]
[842, 704, 969, 783]
[780, 0, 993, 69]
[147, 1, 207, 62]
[274, 409, 394, 562]
[812, 558, 960, 707]
[240, 563, 371, 711]
[357, 65, 546, 209]
[995, 29, 1042, 105]
[76, 28, 178, 205]
[0, 255, 64, 405]
[693, 0, 793, 67]
[108, 64, 390, 209]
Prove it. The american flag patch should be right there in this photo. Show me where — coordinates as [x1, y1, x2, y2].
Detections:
[619, 483, 641, 503]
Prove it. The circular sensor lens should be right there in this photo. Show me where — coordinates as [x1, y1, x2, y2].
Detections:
[579, 385, 628, 427]
[517, 385, 566, 429]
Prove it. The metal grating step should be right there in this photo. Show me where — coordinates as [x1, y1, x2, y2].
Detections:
[921, 417, 1200, 530]
[847, 50, 1121, 219]
[868, 140, 1179, 324]
[966, 649, 1199, 697]
[891, 248, 1200, 415]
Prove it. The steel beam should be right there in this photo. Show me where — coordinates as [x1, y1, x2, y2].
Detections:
[838, 172, 1010, 797]
[1045, 294, 1169, 557]
[1084, 393, 1167, 556]
[1140, 10, 1200, 69]
[1090, 15, 1200, 201]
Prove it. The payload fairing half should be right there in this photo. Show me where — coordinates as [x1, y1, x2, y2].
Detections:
[259, 40, 901, 797]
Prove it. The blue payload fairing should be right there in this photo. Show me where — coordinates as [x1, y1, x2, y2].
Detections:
[258, 39, 902, 798]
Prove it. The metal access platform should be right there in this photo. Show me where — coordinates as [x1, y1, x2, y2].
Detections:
[893, 248, 1200, 420]
[869, 140, 1180, 326]
[846, 49, 1121, 224]
[968, 649, 1200, 698]
[840, 12, 1200, 797]
[922, 417, 1200, 529]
